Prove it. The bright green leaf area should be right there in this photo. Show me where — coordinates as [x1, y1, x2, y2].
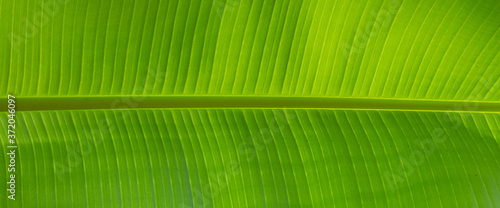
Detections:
[1, 110, 500, 207]
[0, 0, 499, 207]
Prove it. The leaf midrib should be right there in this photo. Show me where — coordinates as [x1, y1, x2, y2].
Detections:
[2, 96, 500, 112]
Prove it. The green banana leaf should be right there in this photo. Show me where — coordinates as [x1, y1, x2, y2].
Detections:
[1, 0, 499, 207]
